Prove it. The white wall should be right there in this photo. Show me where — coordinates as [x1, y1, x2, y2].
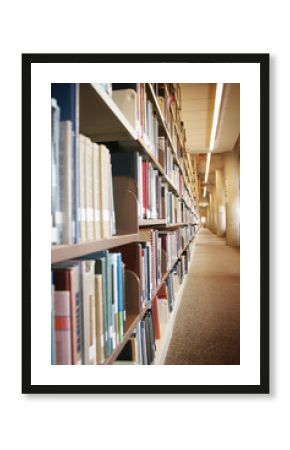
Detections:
[0, 2, 286, 450]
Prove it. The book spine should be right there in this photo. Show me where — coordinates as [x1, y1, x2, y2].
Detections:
[73, 83, 80, 243]
[107, 253, 113, 355]
[59, 121, 73, 244]
[54, 290, 71, 364]
[109, 162, 116, 236]
[51, 272, 55, 364]
[84, 137, 94, 241]
[111, 253, 118, 348]
[95, 274, 105, 364]
[73, 265, 82, 365]
[117, 254, 124, 343]
[51, 98, 61, 245]
[92, 143, 101, 240]
[81, 261, 97, 364]
[79, 135, 87, 242]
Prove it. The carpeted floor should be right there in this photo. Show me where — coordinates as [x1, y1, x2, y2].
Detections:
[165, 228, 240, 365]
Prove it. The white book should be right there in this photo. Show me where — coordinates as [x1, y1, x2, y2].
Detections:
[59, 121, 73, 244]
[99, 145, 111, 239]
[138, 155, 143, 218]
[84, 137, 94, 241]
[79, 134, 87, 242]
[109, 162, 116, 236]
[81, 261, 97, 365]
[51, 98, 61, 245]
[92, 143, 101, 240]
[111, 253, 118, 348]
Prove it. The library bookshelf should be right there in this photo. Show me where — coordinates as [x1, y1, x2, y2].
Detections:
[51, 83, 199, 366]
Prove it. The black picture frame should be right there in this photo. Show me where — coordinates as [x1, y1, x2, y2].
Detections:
[22, 53, 269, 394]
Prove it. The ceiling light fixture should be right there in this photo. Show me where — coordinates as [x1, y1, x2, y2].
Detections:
[209, 83, 224, 152]
[203, 186, 207, 198]
[204, 152, 211, 184]
[203, 82, 224, 191]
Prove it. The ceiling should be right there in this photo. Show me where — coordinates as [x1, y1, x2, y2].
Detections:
[180, 83, 240, 154]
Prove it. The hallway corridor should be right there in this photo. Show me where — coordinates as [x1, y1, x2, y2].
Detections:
[165, 228, 240, 365]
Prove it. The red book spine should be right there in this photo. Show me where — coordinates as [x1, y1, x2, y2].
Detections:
[54, 291, 71, 365]
[53, 269, 77, 365]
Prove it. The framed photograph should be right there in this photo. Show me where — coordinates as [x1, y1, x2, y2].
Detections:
[22, 53, 269, 394]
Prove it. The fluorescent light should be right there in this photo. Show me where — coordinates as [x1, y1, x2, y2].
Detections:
[209, 83, 224, 152]
[203, 187, 207, 198]
[204, 152, 211, 183]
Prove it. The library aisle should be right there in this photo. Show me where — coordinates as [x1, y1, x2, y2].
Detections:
[165, 228, 240, 365]
[50, 83, 240, 365]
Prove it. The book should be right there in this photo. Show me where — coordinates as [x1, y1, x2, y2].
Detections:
[51, 83, 79, 243]
[59, 121, 74, 244]
[54, 290, 71, 365]
[84, 250, 126, 358]
[51, 272, 55, 364]
[79, 135, 87, 242]
[94, 256, 109, 357]
[84, 136, 94, 240]
[81, 260, 97, 365]
[53, 264, 81, 365]
[99, 145, 112, 239]
[94, 274, 105, 364]
[51, 98, 61, 245]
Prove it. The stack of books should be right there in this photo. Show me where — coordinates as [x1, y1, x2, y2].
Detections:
[51, 250, 126, 365]
[51, 93, 116, 245]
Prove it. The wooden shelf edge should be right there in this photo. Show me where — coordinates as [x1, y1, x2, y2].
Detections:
[51, 233, 139, 264]
[139, 219, 167, 227]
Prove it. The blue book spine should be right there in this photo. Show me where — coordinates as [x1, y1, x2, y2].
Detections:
[107, 253, 113, 355]
[51, 83, 79, 243]
[116, 253, 124, 342]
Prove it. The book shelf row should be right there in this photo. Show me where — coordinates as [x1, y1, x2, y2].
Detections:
[51, 83, 196, 234]
[50, 82, 200, 366]
[112, 239, 196, 365]
[51, 231, 196, 365]
[147, 83, 194, 194]
[51, 88, 199, 250]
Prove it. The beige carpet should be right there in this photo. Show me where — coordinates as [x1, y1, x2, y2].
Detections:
[165, 228, 240, 365]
